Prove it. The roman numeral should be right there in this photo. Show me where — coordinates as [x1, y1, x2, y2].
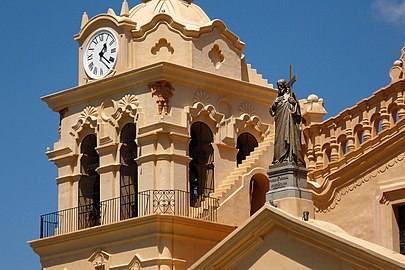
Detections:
[109, 39, 115, 46]
[94, 67, 98, 75]
[99, 34, 104, 41]
[100, 68, 104, 76]
[109, 57, 115, 63]
[87, 54, 93, 61]
[93, 38, 99, 45]
[88, 62, 94, 71]
[111, 48, 116, 54]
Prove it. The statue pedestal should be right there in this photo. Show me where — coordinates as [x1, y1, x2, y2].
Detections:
[266, 162, 314, 218]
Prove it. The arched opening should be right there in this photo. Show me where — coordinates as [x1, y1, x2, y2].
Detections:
[78, 134, 100, 229]
[250, 174, 269, 216]
[120, 123, 138, 220]
[237, 133, 258, 166]
[189, 122, 214, 206]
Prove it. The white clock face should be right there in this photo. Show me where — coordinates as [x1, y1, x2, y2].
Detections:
[83, 29, 119, 80]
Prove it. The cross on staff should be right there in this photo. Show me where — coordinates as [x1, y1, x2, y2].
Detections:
[287, 64, 297, 95]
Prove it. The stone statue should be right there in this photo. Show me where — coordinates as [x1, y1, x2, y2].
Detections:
[270, 79, 305, 167]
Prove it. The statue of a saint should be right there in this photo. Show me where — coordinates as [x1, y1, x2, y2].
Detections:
[270, 79, 305, 167]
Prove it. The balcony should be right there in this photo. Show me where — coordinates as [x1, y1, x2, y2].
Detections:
[40, 190, 219, 238]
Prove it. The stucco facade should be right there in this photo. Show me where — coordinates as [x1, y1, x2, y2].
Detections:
[30, 0, 405, 269]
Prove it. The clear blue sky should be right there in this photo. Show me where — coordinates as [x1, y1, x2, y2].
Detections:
[0, 1, 404, 269]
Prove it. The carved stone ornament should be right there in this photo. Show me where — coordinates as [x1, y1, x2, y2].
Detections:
[151, 38, 174, 55]
[239, 101, 256, 116]
[88, 249, 110, 270]
[314, 151, 405, 213]
[209, 44, 225, 69]
[71, 106, 98, 138]
[149, 80, 175, 115]
[187, 102, 224, 128]
[111, 94, 139, 121]
[235, 113, 270, 138]
[193, 90, 211, 105]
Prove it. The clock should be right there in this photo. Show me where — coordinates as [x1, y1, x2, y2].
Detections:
[83, 29, 119, 80]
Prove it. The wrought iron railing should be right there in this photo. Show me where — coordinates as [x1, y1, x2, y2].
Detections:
[400, 231, 405, 255]
[40, 190, 219, 238]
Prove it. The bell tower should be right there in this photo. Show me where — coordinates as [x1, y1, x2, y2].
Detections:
[29, 1, 277, 269]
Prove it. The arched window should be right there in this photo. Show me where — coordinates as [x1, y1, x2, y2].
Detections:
[189, 122, 214, 206]
[237, 133, 258, 166]
[120, 123, 138, 220]
[78, 134, 100, 229]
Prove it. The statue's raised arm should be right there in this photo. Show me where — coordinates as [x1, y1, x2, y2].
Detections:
[270, 79, 305, 167]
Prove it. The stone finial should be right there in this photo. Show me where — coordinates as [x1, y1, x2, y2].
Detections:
[389, 44, 405, 83]
[149, 80, 175, 115]
[120, 0, 130, 17]
[81, 12, 89, 29]
[300, 94, 327, 125]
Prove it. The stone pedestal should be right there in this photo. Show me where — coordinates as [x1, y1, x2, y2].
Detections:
[266, 162, 312, 201]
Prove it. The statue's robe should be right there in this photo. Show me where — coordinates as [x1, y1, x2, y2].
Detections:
[270, 92, 305, 166]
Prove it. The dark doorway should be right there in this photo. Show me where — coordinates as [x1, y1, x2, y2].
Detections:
[250, 174, 269, 216]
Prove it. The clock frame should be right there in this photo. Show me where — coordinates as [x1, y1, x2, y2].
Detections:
[83, 29, 119, 80]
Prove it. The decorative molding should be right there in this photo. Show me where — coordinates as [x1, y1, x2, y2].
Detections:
[235, 113, 270, 139]
[314, 151, 405, 213]
[70, 106, 98, 137]
[239, 101, 256, 116]
[187, 102, 224, 128]
[193, 90, 211, 105]
[149, 80, 175, 115]
[88, 249, 110, 270]
[110, 94, 139, 123]
[208, 44, 225, 69]
[151, 38, 174, 55]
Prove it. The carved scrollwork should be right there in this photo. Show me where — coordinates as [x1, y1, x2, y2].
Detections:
[188, 102, 224, 128]
[111, 94, 139, 120]
[70, 106, 98, 138]
[235, 113, 270, 139]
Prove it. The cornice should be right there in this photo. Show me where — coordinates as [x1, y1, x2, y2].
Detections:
[29, 214, 234, 259]
[42, 62, 277, 112]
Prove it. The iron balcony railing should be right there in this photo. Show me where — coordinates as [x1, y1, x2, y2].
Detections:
[40, 190, 219, 238]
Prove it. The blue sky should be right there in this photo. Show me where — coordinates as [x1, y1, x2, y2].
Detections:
[1, 0, 404, 269]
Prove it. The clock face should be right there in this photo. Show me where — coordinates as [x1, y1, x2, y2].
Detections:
[83, 29, 119, 80]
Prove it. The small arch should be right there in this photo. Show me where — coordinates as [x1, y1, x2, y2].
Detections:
[189, 122, 214, 206]
[371, 113, 382, 136]
[337, 135, 348, 157]
[354, 124, 365, 148]
[120, 123, 138, 220]
[322, 143, 332, 165]
[78, 134, 100, 229]
[237, 133, 258, 166]
[250, 174, 269, 216]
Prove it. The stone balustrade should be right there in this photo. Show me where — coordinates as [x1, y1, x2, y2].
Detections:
[303, 80, 405, 184]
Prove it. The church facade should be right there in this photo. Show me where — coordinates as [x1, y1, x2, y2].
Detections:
[29, 1, 405, 269]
